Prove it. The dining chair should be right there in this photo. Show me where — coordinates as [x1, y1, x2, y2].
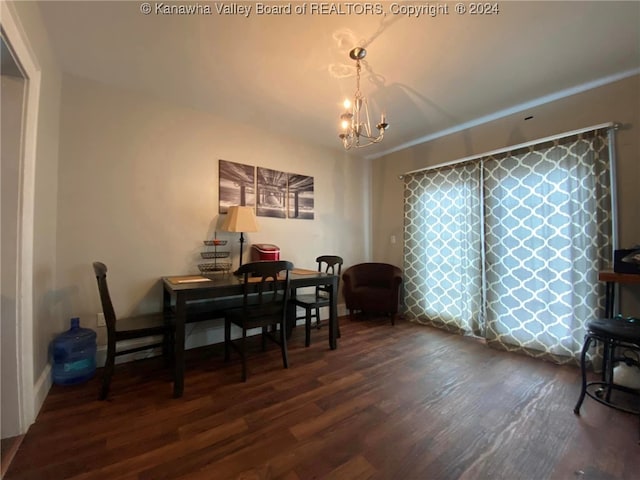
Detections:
[224, 260, 293, 382]
[291, 255, 343, 347]
[93, 261, 174, 400]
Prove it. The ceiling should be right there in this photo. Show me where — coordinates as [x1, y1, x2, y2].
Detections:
[36, 1, 640, 159]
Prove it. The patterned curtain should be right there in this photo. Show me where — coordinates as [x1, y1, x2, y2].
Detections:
[404, 162, 484, 336]
[403, 129, 612, 364]
[483, 131, 612, 363]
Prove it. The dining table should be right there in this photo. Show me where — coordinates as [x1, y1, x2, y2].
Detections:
[162, 268, 339, 397]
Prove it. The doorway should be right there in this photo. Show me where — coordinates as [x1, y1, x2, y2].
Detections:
[1, 31, 28, 476]
[1, 3, 40, 458]
[1, 30, 27, 439]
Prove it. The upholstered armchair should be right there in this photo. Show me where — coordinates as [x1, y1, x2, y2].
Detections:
[342, 263, 403, 324]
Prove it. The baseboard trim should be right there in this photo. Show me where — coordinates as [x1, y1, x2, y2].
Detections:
[95, 337, 164, 367]
[33, 364, 51, 422]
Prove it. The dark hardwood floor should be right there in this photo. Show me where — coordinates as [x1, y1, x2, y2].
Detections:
[1, 435, 24, 478]
[4, 317, 639, 480]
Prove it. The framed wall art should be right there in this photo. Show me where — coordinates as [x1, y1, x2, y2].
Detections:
[218, 159, 255, 214]
[287, 174, 314, 220]
[256, 167, 287, 218]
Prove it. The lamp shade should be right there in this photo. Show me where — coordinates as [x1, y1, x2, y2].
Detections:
[221, 206, 259, 233]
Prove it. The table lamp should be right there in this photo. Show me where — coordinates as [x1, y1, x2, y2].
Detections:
[220, 205, 259, 270]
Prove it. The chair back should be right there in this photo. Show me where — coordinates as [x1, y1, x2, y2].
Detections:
[342, 262, 403, 317]
[344, 262, 401, 288]
[93, 261, 118, 337]
[316, 255, 343, 297]
[236, 260, 294, 318]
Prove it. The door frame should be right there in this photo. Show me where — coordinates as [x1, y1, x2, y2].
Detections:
[1, 2, 41, 434]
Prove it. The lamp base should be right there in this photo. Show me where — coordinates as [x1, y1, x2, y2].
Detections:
[238, 232, 245, 269]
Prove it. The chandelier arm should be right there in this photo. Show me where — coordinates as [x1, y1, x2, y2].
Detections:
[363, 99, 372, 138]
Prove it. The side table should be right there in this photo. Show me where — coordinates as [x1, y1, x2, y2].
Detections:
[598, 270, 640, 318]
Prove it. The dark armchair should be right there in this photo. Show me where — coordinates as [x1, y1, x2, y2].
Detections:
[342, 263, 402, 325]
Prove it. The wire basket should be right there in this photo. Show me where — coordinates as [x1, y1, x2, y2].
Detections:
[198, 262, 232, 274]
[200, 251, 229, 259]
[204, 240, 228, 246]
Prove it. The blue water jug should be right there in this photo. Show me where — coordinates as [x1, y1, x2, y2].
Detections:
[52, 317, 97, 385]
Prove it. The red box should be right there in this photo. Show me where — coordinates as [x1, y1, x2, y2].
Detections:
[250, 244, 280, 262]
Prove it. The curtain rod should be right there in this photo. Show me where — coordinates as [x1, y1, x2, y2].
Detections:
[400, 122, 618, 178]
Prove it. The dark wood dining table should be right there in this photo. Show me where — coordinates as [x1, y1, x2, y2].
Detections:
[162, 269, 339, 397]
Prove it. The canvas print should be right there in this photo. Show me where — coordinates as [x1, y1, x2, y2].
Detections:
[287, 174, 314, 220]
[218, 160, 255, 214]
[256, 167, 287, 218]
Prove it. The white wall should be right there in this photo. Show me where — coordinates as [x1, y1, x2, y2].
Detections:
[371, 74, 640, 315]
[55, 74, 370, 348]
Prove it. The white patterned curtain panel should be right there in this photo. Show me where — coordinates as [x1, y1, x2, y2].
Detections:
[404, 162, 484, 336]
[403, 129, 613, 364]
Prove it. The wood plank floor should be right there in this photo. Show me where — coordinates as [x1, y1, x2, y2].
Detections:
[4, 317, 639, 480]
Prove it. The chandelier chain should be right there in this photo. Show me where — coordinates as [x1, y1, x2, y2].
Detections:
[355, 60, 362, 99]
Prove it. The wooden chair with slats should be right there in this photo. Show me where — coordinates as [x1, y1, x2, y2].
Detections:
[291, 255, 343, 347]
[224, 260, 294, 381]
[93, 261, 174, 400]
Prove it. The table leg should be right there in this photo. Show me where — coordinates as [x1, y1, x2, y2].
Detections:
[286, 287, 297, 338]
[330, 278, 338, 350]
[173, 295, 186, 398]
[162, 288, 174, 364]
[605, 281, 615, 318]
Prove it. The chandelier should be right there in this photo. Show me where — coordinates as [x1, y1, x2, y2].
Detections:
[339, 47, 389, 150]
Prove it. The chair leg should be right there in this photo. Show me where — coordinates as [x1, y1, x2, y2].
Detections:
[305, 308, 312, 347]
[315, 307, 322, 329]
[604, 339, 615, 403]
[280, 322, 289, 369]
[162, 326, 174, 368]
[574, 335, 593, 414]
[224, 317, 231, 361]
[241, 328, 248, 382]
[99, 342, 116, 400]
[261, 326, 268, 351]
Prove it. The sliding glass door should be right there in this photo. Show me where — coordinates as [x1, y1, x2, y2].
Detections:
[403, 128, 613, 363]
[483, 132, 612, 362]
[404, 162, 483, 336]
